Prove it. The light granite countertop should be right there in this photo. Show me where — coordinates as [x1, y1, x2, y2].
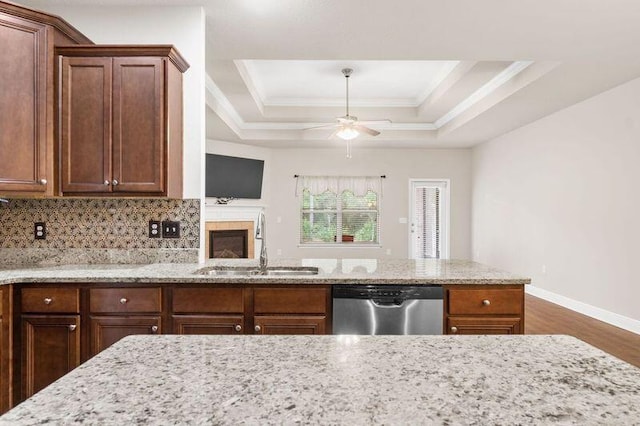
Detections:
[0, 334, 638, 425]
[0, 258, 530, 286]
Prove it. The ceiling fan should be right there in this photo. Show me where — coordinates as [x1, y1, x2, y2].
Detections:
[306, 68, 391, 157]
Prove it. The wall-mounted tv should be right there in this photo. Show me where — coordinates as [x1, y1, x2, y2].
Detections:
[205, 154, 264, 199]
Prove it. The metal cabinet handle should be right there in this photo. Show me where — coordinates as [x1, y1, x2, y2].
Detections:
[254, 325, 261, 333]
[68, 324, 76, 331]
[104, 180, 110, 185]
[450, 326, 458, 333]
[151, 325, 158, 333]
[112, 179, 119, 186]
[120, 297, 128, 304]
[482, 299, 491, 306]
[235, 324, 242, 332]
[39, 178, 47, 185]
[43, 297, 52, 305]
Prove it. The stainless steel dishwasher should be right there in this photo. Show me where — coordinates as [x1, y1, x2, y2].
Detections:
[332, 285, 443, 335]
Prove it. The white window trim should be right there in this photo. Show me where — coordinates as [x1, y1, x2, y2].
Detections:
[408, 178, 450, 259]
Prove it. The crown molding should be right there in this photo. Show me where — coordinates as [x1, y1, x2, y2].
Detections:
[206, 61, 535, 139]
[435, 61, 533, 128]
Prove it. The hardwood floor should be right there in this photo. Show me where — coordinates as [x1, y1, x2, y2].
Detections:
[525, 294, 640, 368]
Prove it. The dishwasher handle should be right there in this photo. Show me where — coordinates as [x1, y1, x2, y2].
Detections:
[371, 299, 405, 307]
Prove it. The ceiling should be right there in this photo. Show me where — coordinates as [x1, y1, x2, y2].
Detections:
[22, 0, 640, 149]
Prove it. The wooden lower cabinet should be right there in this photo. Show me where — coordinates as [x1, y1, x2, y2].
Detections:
[254, 315, 326, 335]
[447, 317, 522, 335]
[172, 315, 244, 335]
[170, 286, 331, 335]
[89, 316, 160, 357]
[21, 315, 80, 399]
[444, 285, 525, 335]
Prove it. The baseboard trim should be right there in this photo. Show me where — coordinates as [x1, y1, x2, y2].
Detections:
[526, 285, 640, 335]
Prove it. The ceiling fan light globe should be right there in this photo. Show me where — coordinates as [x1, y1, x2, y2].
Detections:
[336, 127, 359, 140]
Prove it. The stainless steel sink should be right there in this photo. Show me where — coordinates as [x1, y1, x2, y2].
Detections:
[196, 266, 260, 276]
[195, 266, 319, 276]
[264, 267, 319, 276]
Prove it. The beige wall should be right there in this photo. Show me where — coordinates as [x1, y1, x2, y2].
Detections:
[472, 76, 640, 323]
[267, 148, 472, 259]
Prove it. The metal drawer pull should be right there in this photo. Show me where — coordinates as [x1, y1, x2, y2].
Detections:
[235, 325, 242, 332]
[43, 298, 52, 305]
[112, 179, 119, 186]
[39, 178, 47, 185]
[254, 325, 261, 332]
[104, 180, 110, 185]
[151, 325, 158, 333]
[482, 299, 491, 306]
[450, 326, 458, 333]
[120, 298, 128, 304]
[68, 324, 76, 331]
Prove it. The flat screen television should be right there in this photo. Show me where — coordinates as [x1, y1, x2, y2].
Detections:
[205, 154, 264, 199]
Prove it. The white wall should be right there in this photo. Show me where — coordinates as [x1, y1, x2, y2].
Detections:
[22, 2, 206, 200]
[472, 76, 640, 324]
[269, 148, 472, 259]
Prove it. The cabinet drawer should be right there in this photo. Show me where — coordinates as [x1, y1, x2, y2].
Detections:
[172, 288, 244, 313]
[447, 316, 522, 335]
[22, 288, 80, 313]
[90, 288, 161, 313]
[448, 289, 522, 315]
[254, 288, 328, 315]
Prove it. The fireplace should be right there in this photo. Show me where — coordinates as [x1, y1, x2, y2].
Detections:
[209, 230, 248, 258]
[204, 221, 255, 259]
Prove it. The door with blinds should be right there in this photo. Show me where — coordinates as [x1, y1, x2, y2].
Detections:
[409, 180, 448, 259]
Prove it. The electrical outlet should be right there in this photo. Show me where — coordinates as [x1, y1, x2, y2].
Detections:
[149, 220, 161, 238]
[34, 222, 46, 240]
[162, 221, 180, 238]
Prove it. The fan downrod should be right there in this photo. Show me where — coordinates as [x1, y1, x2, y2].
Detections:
[342, 68, 353, 78]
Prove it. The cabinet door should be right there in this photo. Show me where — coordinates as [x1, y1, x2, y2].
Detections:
[446, 317, 522, 335]
[112, 57, 164, 193]
[254, 315, 326, 335]
[172, 315, 245, 335]
[21, 315, 80, 399]
[89, 316, 160, 357]
[60, 56, 112, 193]
[0, 14, 48, 193]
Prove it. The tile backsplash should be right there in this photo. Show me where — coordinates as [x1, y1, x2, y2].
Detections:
[0, 198, 200, 265]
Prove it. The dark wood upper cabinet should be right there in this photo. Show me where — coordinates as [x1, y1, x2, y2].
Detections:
[57, 46, 189, 197]
[60, 57, 112, 193]
[0, 2, 90, 197]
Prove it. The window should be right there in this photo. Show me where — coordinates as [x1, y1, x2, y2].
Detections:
[301, 189, 379, 245]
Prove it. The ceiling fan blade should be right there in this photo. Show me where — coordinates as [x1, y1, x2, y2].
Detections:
[303, 123, 337, 131]
[354, 125, 380, 137]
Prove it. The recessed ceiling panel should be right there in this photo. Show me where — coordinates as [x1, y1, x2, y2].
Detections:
[237, 60, 459, 107]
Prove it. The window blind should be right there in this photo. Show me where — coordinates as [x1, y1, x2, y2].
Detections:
[414, 186, 440, 258]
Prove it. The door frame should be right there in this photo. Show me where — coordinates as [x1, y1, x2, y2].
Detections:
[408, 178, 451, 259]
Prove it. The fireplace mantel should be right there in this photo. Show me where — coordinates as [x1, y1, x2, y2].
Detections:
[204, 204, 264, 260]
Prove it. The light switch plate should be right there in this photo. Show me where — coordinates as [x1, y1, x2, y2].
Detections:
[162, 221, 180, 238]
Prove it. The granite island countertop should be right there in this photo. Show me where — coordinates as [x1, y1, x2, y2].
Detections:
[0, 258, 530, 286]
[0, 334, 638, 425]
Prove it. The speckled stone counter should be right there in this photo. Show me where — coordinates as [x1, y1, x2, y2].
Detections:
[0, 335, 638, 425]
[0, 258, 530, 286]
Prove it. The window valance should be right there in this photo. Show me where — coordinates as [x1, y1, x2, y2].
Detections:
[295, 175, 383, 197]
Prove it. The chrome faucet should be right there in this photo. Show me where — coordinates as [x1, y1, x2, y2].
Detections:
[256, 210, 267, 273]
[0, 198, 8, 205]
